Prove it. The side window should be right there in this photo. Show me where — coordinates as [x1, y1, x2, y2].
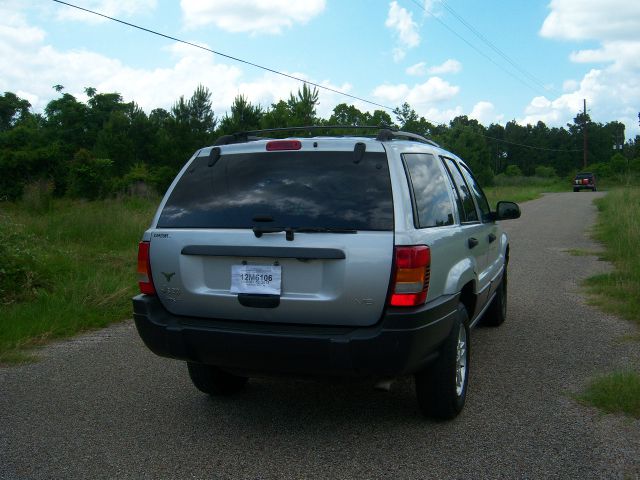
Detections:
[442, 157, 479, 223]
[402, 153, 455, 228]
[459, 164, 492, 222]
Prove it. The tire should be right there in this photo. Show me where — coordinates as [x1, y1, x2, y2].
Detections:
[415, 304, 470, 420]
[482, 271, 507, 327]
[187, 362, 248, 396]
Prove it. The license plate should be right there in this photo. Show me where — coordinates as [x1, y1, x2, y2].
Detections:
[230, 264, 282, 295]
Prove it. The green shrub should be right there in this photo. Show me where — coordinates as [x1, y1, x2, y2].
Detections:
[0, 220, 47, 305]
[534, 165, 557, 178]
[505, 165, 522, 176]
[149, 165, 178, 195]
[588, 162, 612, 178]
[67, 149, 114, 200]
[609, 153, 628, 175]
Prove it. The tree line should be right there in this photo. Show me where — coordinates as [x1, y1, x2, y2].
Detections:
[1, 84, 638, 201]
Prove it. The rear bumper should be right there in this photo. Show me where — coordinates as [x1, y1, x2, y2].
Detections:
[132, 294, 458, 378]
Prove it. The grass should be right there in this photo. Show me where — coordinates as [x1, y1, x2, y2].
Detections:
[583, 187, 640, 324]
[484, 176, 565, 205]
[575, 186, 640, 418]
[0, 196, 158, 364]
[577, 371, 640, 419]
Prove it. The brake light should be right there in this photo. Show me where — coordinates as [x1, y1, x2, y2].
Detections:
[389, 246, 430, 307]
[137, 241, 156, 295]
[266, 140, 301, 151]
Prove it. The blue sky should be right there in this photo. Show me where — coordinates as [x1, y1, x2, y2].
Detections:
[2, 0, 639, 139]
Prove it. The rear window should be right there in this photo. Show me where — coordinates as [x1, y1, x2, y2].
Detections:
[157, 150, 394, 230]
[575, 173, 594, 179]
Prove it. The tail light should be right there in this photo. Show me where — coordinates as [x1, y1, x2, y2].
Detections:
[389, 246, 430, 307]
[137, 241, 156, 295]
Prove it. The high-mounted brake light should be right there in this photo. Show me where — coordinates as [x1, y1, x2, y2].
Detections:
[137, 241, 156, 295]
[266, 140, 302, 151]
[389, 246, 430, 307]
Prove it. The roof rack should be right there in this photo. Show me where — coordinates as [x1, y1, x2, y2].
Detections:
[375, 129, 440, 147]
[213, 125, 440, 148]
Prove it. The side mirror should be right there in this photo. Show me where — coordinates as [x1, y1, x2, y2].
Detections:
[495, 201, 521, 220]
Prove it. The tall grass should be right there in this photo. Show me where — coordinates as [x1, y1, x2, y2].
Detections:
[575, 187, 640, 418]
[585, 187, 640, 324]
[484, 176, 565, 205]
[0, 196, 158, 363]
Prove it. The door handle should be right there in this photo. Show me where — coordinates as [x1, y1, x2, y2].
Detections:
[488, 233, 496, 243]
[468, 237, 478, 249]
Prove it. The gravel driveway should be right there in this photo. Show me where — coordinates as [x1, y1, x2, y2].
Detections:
[1, 192, 639, 479]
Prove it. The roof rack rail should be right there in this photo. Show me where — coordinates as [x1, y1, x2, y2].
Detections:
[212, 125, 440, 147]
[375, 129, 440, 147]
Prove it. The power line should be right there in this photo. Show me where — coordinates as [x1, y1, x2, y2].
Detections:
[51, 0, 579, 153]
[51, 0, 394, 112]
[437, 0, 553, 93]
[406, 0, 546, 96]
[482, 135, 582, 152]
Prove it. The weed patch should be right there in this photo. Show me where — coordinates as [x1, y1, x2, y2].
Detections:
[577, 371, 640, 419]
[0, 196, 158, 363]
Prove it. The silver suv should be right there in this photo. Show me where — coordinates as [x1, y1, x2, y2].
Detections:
[133, 128, 520, 419]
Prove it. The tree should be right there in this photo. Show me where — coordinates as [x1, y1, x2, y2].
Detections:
[0, 92, 32, 132]
[168, 85, 217, 165]
[218, 95, 263, 135]
[287, 83, 319, 126]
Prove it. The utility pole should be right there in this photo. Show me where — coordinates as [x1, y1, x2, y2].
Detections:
[583, 99, 588, 169]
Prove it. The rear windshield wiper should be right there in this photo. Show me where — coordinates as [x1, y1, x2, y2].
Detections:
[253, 226, 357, 241]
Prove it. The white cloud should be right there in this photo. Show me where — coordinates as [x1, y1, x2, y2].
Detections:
[530, 0, 640, 138]
[519, 69, 630, 128]
[428, 59, 462, 75]
[373, 78, 459, 105]
[540, 0, 640, 41]
[54, 0, 157, 23]
[181, 0, 326, 34]
[470, 101, 502, 125]
[406, 62, 427, 76]
[386, 1, 420, 62]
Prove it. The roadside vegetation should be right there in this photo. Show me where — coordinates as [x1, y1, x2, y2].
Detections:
[578, 371, 640, 419]
[0, 192, 156, 363]
[574, 185, 640, 418]
[586, 187, 640, 324]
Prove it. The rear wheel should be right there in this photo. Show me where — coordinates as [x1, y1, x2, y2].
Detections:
[187, 362, 248, 395]
[482, 272, 507, 327]
[415, 304, 470, 420]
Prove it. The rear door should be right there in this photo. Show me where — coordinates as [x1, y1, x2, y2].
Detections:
[149, 141, 395, 327]
[458, 163, 502, 298]
[442, 157, 492, 307]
